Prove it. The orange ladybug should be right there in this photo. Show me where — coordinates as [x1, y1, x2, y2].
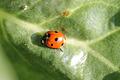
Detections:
[42, 31, 66, 49]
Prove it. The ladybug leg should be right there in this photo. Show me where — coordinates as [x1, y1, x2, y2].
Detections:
[59, 48, 63, 52]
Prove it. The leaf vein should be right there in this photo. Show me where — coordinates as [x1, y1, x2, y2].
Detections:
[89, 28, 120, 44]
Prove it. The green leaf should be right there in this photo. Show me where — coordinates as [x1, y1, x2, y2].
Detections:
[0, 0, 120, 80]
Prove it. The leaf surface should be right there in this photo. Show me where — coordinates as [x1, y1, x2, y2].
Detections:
[0, 0, 120, 80]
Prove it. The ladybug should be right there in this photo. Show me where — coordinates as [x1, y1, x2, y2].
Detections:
[42, 31, 66, 49]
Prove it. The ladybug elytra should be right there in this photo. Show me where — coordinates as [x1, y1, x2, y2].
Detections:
[42, 31, 66, 49]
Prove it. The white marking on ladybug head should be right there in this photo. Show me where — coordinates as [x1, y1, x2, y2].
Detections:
[41, 40, 44, 44]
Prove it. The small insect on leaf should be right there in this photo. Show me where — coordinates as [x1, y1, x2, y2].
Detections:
[61, 10, 70, 17]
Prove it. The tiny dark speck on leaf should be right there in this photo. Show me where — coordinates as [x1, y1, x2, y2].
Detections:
[61, 10, 70, 17]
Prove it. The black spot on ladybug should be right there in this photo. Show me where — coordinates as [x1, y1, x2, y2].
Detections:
[61, 43, 64, 46]
[55, 38, 58, 41]
[51, 44, 53, 46]
[55, 31, 58, 33]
